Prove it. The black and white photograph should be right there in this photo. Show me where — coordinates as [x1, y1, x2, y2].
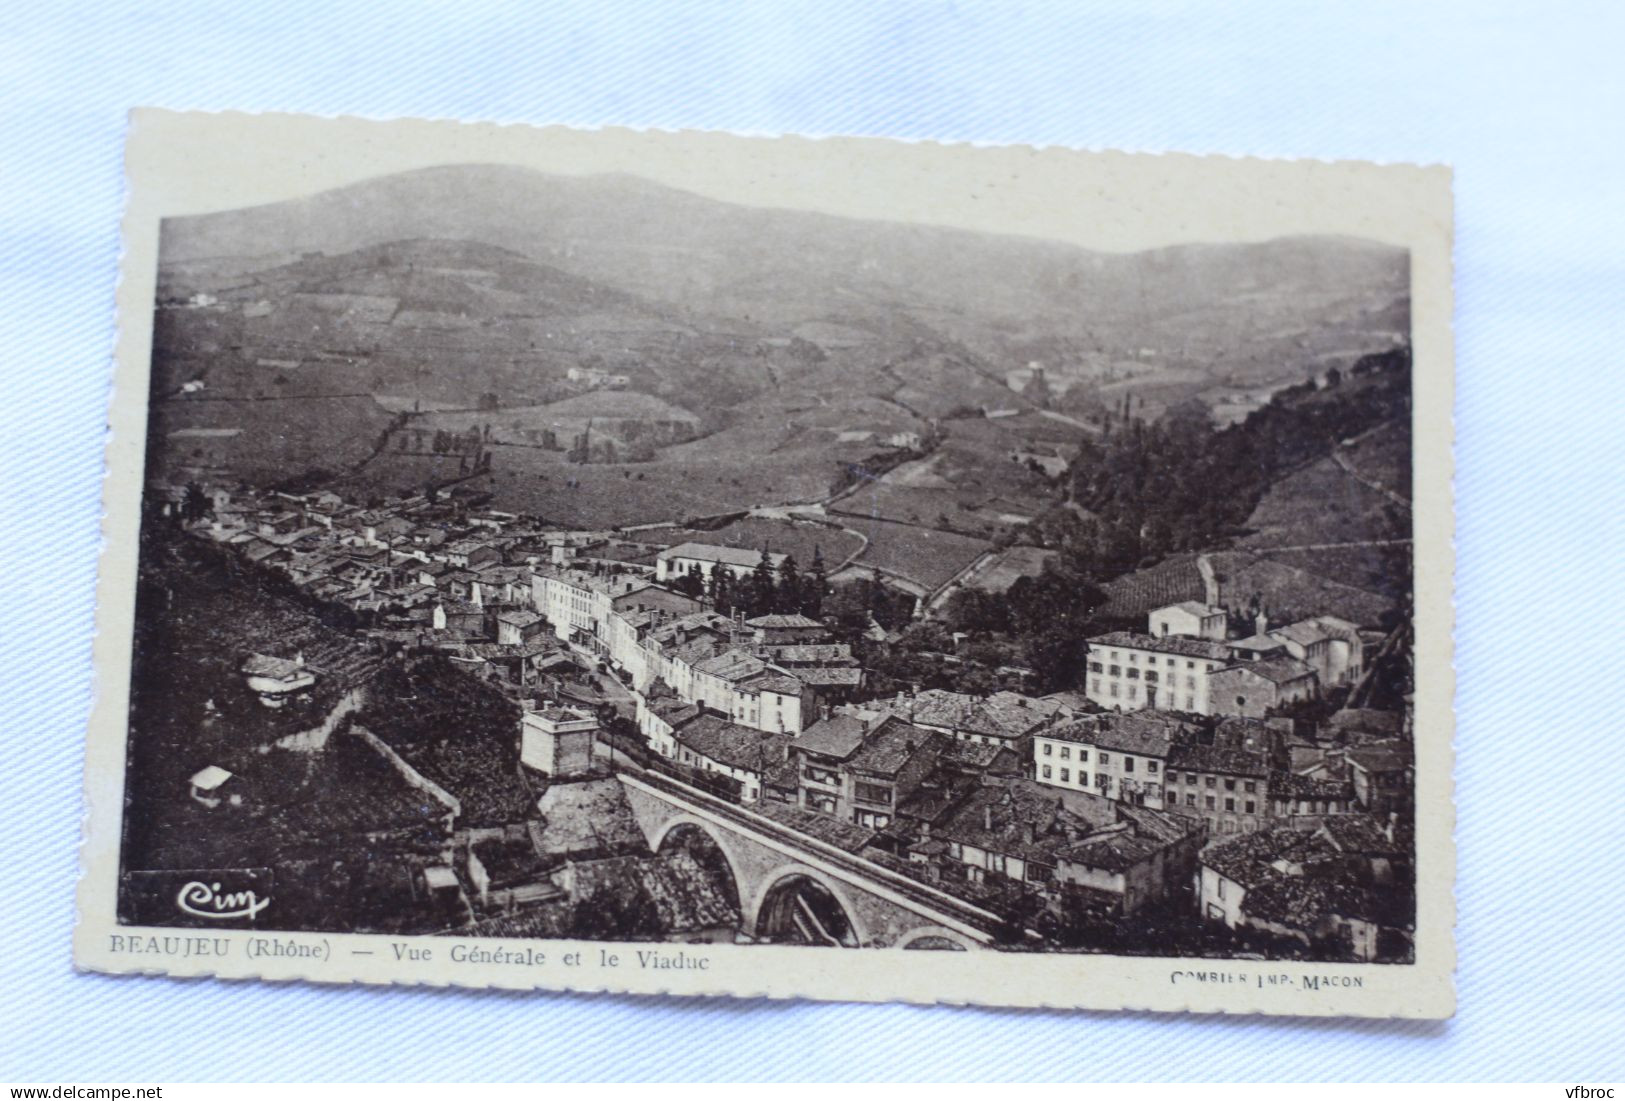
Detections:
[78, 113, 1453, 1016]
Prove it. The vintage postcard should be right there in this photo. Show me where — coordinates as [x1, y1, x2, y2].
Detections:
[76, 110, 1454, 1017]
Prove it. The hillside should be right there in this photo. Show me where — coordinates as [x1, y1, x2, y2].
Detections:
[150, 167, 1410, 525]
[160, 165, 1408, 402]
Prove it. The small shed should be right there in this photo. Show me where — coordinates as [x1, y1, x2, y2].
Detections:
[188, 765, 240, 808]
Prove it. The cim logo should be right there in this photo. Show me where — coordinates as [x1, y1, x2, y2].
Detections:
[177, 879, 271, 920]
[120, 867, 275, 928]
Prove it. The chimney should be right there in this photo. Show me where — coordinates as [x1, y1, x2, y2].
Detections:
[919, 821, 931, 839]
[982, 804, 994, 831]
[294, 651, 305, 667]
[1255, 610, 1269, 636]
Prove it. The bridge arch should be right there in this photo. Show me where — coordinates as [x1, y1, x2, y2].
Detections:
[650, 815, 747, 926]
[749, 863, 870, 948]
[896, 925, 976, 951]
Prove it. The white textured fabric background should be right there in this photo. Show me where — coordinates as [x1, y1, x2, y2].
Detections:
[3, 0, 1623, 1081]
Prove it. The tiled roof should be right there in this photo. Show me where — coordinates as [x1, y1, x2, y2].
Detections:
[1214, 656, 1315, 685]
[240, 653, 307, 679]
[793, 715, 869, 760]
[753, 801, 876, 852]
[1228, 633, 1286, 653]
[765, 643, 856, 664]
[786, 666, 864, 687]
[745, 613, 824, 629]
[1240, 876, 1373, 929]
[1271, 621, 1332, 648]
[906, 688, 977, 729]
[691, 649, 767, 682]
[674, 713, 790, 774]
[1344, 743, 1412, 773]
[738, 670, 804, 696]
[1167, 743, 1269, 779]
[932, 782, 1086, 865]
[847, 720, 937, 777]
[1087, 631, 1234, 662]
[1043, 711, 1197, 757]
[1059, 829, 1163, 873]
[1200, 826, 1340, 888]
[1318, 815, 1406, 856]
[1270, 771, 1352, 800]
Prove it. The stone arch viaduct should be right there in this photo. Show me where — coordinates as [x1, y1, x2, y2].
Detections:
[619, 771, 1000, 950]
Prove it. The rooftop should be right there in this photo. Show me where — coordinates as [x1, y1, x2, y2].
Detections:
[1201, 826, 1341, 888]
[691, 649, 768, 682]
[1088, 631, 1235, 663]
[1158, 600, 1223, 618]
[658, 542, 786, 568]
[1043, 711, 1198, 757]
[745, 613, 825, 629]
[240, 652, 309, 681]
[793, 715, 869, 760]
[496, 608, 543, 625]
[1270, 771, 1354, 800]
[1215, 656, 1316, 685]
[786, 666, 864, 687]
[1228, 633, 1287, 653]
[847, 720, 937, 777]
[753, 801, 877, 853]
[674, 713, 791, 774]
[1167, 742, 1269, 779]
[1271, 621, 1332, 648]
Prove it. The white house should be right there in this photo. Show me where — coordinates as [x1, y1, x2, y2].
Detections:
[1148, 601, 1227, 641]
[1083, 631, 1234, 715]
[655, 542, 786, 584]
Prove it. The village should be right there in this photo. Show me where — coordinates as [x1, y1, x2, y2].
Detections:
[138, 468, 1415, 962]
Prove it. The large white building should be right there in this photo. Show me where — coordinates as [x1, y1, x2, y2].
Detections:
[655, 542, 786, 584]
[1084, 631, 1234, 715]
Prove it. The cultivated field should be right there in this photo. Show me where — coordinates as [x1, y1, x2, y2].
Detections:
[1098, 550, 1395, 629]
[833, 517, 991, 594]
[963, 545, 1059, 593]
[837, 419, 1068, 538]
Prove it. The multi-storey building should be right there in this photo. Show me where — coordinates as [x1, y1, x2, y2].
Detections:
[1083, 631, 1234, 715]
[1031, 711, 1199, 808]
[1163, 743, 1271, 836]
[793, 714, 939, 830]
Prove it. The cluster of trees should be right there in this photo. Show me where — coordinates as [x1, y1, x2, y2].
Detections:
[416, 425, 486, 455]
[823, 569, 917, 638]
[565, 428, 655, 465]
[1022, 346, 1412, 578]
[664, 548, 832, 620]
[878, 564, 1106, 695]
